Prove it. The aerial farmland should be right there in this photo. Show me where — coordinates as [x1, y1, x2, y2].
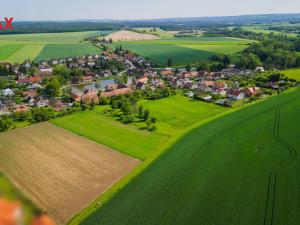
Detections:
[0, 31, 109, 62]
[0, 5, 300, 225]
[109, 34, 252, 66]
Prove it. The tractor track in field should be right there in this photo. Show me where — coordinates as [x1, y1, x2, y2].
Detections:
[263, 107, 297, 225]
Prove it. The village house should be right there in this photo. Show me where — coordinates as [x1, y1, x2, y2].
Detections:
[245, 86, 261, 97]
[255, 67, 265, 73]
[18, 75, 43, 84]
[24, 62, 31, 70]
[137, 76, 149, 84]
[39, 67, 53, 73]
[13, 105, 29, 113]
[2, 88, 14, 97]
[197, 81, 215, 92]
[36, 98, 49, 107]
[51, 100, 67, 112]
[71, 88, 83, 102]
[265, 82, 279, 90]
[106, 83, 119, 91]
[185, 91, 194, 98]
[160, 68, 173, 76]
[101, 88, 133, 98]
[87, 61, 96, 68]
[135, 82, 146, 90]
[23, 90, 38, 98]
[212, 88, 227, 97]
[180, 71, 198, 79]
[82, 75, 93, 83]
[99, 70, 112, 77]
[227, 89, 245, 100]
[201, 95, 213, 102]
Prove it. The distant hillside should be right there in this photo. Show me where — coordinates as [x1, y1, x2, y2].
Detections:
[3, 13, 300, 34]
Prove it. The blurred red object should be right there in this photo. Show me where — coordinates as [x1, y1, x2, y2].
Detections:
[31, 214, 55, 225]
[0, 198, 23, 225]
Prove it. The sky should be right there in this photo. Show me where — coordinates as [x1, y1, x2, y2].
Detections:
[1, 0, 300, 21]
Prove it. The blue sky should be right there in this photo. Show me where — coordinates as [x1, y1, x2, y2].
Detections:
[1, 0, 300, 20]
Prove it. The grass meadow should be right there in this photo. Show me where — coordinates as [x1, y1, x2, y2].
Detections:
[52, 95, 227, 160]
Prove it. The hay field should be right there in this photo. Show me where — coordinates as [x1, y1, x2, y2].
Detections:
[0, 122, 139, 225]
[105, 30, 159, 42]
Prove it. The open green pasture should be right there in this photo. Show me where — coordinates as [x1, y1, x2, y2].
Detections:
[52, 95, 227, 160]
[76, 88, 300, 225]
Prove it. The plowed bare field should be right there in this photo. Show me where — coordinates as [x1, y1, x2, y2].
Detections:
[0, 122, 139, 225]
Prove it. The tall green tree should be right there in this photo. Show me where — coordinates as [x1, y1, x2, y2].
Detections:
[53, 64, 70, 81]
[44, 77, 61, 97]
[167, 58, 173, 67]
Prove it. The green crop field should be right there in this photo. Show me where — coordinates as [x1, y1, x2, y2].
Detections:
[110, 36, 251, 66]
[282, 68, 300, 81]
[52, 95, 227, 160]
[76, 88, 300, 225]
[0, 31, 109, 63]
[35, 44, 100, 61]
[0, 44, 24, 60]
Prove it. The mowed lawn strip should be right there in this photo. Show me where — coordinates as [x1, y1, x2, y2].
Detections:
[0, 122, 139, 225]
[78, 88, 300, 225]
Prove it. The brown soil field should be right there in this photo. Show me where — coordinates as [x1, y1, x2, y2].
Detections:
[0, 122, 139, 225]
[105, 30, 159, 41]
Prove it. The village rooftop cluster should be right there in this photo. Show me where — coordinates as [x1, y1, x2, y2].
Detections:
[0, 46, 298, 130]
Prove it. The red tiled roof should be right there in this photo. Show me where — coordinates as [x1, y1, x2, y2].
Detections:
[18, 76, 42, 84]
[23, 90, 37, 98]
[137, 77, 148, 84]
[160, 70, 173, 76]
